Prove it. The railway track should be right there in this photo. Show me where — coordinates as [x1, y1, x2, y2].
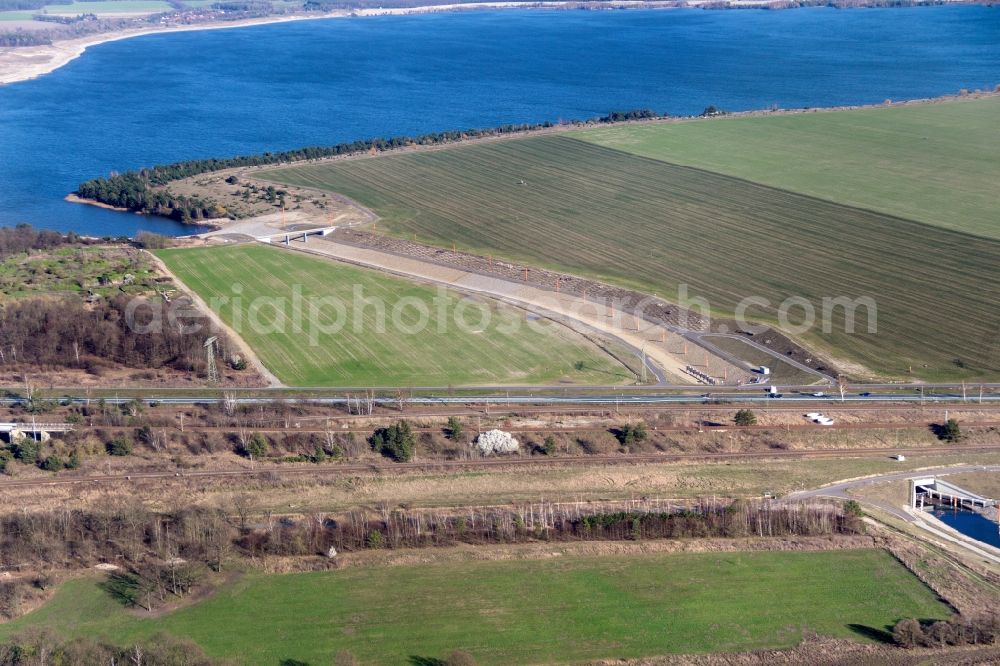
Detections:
[2, 443, 998, 489]
[76, 419, 1000, 435]
[42, 401, 1000, 425]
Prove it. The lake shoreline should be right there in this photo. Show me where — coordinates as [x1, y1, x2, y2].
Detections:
[65, 89, 1000, 230]
[0, 0, 982, 86]
[0, 2, 670, 86]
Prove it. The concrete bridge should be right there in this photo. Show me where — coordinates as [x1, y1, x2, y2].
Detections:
[0, 422, 74, 442]
[259, 226, 337, 245]
[910, 477, 996, 510]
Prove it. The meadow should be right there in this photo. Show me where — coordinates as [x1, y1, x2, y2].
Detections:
[155, 244, 632, 387]
[0, 0, 172, 19]
[0, 245, 161, 300]
[262, 133, 1000, 380]
[0, 550, 950, 664]
[581, 96, 1000, 239]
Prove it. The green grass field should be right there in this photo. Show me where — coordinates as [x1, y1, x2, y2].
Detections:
[261, 132, 1000, 380]
[41, 0, 172, 13]
[155, 244, 632, 386]
[0, 550, 949, 664]
[581, 96, 1000, 239]
[0, 0, 173, 21]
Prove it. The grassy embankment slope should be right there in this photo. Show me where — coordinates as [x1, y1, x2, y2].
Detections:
[260, 98, 1000, 380]
[156, 244, 633, 386]
[0, 550, 949, 664]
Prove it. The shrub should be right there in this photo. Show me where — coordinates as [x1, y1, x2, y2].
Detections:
[106, 435, 133, 456]
[938, 418, 962, 443]
[734, 409, 757, 426]
[41, 455, 64, 472]
[843, 500, 864, 517]
[243, 433, 269, 460]
[66, 451, 81, 469]
[445, 416, 464, 442]
[892, 615, 1000, 648]
[134, 231, 171, 250]
[893, 618, 924, 648]
[616, 422, 647, 446]
[371, 421, 415, 462]
[542, 435, 557, 455]
[11, 437, 39, 464]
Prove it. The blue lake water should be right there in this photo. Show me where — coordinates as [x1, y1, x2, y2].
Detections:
[932, 508, 1000, 549]
[0, 5, 998, 236]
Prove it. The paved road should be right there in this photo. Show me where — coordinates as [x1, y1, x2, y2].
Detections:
[693, 332, 834, 382]
[5, 392, 998, 407]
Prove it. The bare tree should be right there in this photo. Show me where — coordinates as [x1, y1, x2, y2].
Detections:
[222, 392, 238, 417]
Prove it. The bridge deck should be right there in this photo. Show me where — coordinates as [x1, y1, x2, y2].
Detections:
[913, 477, 995, 508]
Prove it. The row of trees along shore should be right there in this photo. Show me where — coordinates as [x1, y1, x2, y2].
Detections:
[75, 110, 660, 222]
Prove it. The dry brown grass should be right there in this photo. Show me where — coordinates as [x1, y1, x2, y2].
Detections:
[941, 472, 1000, 501]
[253, 534, 878, 575]
[850, 468, 1000, 510]
[6, 450, 1000, 517]
[608, 639, 1000, 666]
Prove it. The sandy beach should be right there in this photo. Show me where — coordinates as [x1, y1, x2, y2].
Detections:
[0, 1, 666, 86]
[0, 12, 357, 86]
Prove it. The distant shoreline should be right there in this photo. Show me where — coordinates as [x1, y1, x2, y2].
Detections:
[0, 0, 984, 87]
[0, 2, 661, 86]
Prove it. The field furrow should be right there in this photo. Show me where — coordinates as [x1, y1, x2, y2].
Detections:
[262, 134, 1000, 380]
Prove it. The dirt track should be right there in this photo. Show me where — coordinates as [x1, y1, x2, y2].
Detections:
[323, 228, 832, 380]
[279, 235, 749, 385]
[145, 251, 283, 387]
[3, 442, 999, 489]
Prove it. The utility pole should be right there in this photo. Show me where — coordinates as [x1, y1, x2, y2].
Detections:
[204, 336, 219, 384]
[640, 343, 647, 384]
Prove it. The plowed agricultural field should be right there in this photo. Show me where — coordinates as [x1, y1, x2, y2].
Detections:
[581, 95, 1000, 239]
[155, 244, 633, 387]
[262, 135, 1000, 381]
